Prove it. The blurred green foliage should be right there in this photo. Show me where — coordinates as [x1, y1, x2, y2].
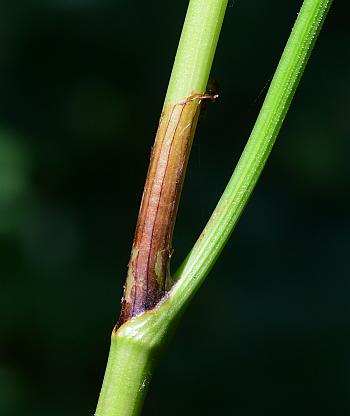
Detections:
[0, 1, 349, 415]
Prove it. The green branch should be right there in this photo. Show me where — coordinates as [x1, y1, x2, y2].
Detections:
[95, 1, 333, 415]
[171, 0, 333, 313]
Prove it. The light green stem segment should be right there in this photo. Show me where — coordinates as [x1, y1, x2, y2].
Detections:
[165, 0, 228, 104]
[95, 331, 156, 416]
[96, 1, 332, 415]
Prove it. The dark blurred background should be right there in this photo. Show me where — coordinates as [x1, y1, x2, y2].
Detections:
[0, 0, 349, 415]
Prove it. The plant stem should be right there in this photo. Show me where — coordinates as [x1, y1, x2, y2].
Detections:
[96, 0, 333, 415]
[165, 0, 228, 104]
[95, 333, 155, 416]
[171, 0, 333, 313]
[95, 1, 228, 415]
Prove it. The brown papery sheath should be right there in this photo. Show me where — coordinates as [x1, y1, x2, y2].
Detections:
[117, 94, 209, 327]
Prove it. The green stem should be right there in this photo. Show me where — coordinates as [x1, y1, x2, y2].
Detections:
[95, 1, 228, 415]
[96, 0, 333, 415]
[95, 333, 155, 416]
[165, 0, 228, 104]
[171, 0, 333, 313]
